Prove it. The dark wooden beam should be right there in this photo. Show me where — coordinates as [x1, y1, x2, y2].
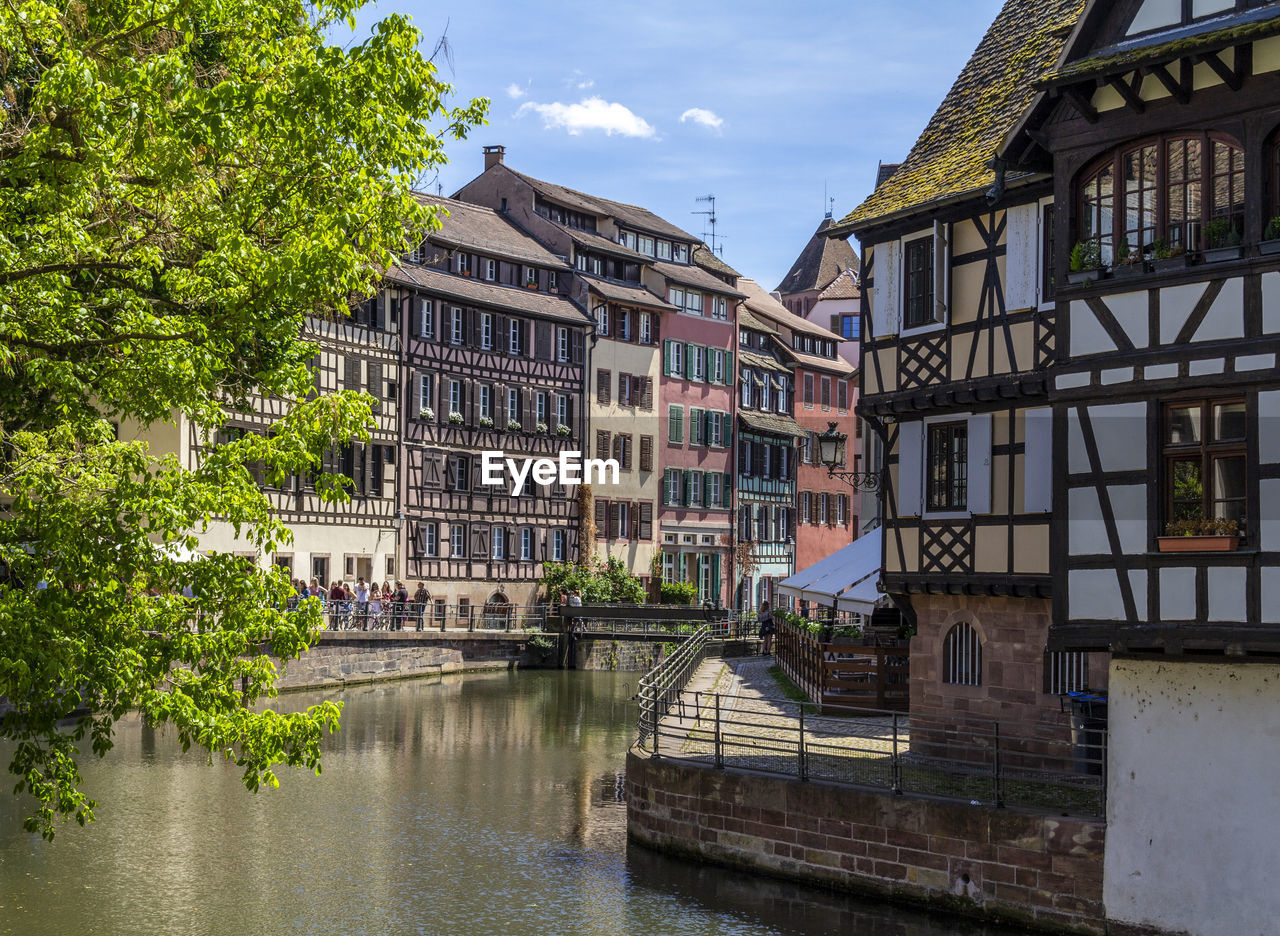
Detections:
[1063, 87, 1099, 123]
[1199, 50, 1242, 91]
[1106, 73, 1146, 114]
[1144, 62, 1190, 104]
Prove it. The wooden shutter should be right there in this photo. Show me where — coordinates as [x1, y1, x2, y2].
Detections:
[752, 443, 764, 477]
[622, 435, 632, 471]
[523, 391, 534, 429]
[571, 329, 584, 365]
[608, 501, 619, 539]
[639, 376, 653, 410]
[1024, 407, 1052, 512]
[967, 413, 993, 515]
[597, 369, 611, 404]
[410, 296, 422, 338]
[470, 522, 490, 559]
[444, 453, 457, 490]
[465, 379, 476, 426]
[663, 340, 673, 375]
[368, 362, 383, 403]
[535, 321, 551, 360]
[738, 441, 749, 475]
[466, 309, 478, 347]
[685, 343, 696, 380]
[344, 356, 361, 391]
[373, 290, 385, 330]
[703, 473, 713, 509]
[898, 421, 924, 516]
[423, 449, 444, 490]
[594, 498, 607, 538]
[723, 473, 732, 509]
[408, 372, 421, 419]
[639, 502, 653, 541]
[934, 220, 950, 323]
[597, 430, 611, 460]
[639, 435, 653, 472]
[683, 469, 693, 507]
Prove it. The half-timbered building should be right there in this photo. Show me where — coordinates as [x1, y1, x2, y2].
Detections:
[829, 0, 1093, 730]
[1018, 4, 1280, 931]
[391, 195, 589, 611]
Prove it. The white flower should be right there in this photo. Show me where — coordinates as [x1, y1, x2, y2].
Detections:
[535, 422, 549, 433]
[507, 420, 522, 431]
[448, 411, 463, 424]
[556, 424, 571, 436]
[422, 407, 435, 421]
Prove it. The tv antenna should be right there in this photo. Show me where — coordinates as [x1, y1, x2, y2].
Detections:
[824, 181, 835, 220]
[693, 194, 724, 257]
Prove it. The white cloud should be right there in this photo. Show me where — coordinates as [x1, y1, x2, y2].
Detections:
[506, 83, 526, 100]
[577, 79, 594, 90]
[680, 108, 724, 132]
[516, 97, 657, 139]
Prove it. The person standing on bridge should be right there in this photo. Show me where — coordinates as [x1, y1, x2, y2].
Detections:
[758, 601, 775, 655]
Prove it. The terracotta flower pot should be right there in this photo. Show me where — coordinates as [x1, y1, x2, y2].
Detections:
[1157, 535, 1240, 553]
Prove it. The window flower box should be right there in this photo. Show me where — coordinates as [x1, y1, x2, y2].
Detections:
[556, 424, 571, 437]
[507, 420, 522, 432]
[535, 422, 549, 434]
[1111, 259, 1148, 279]
[422, 406, 435, 422]
[1066, 268, 1104, 286]
[448, 411, 464, 425]
[1258, 239, 1280, 256]
[1157, 535, 1240, 553]
[1202, 245, 1242, 263]
[478, 416, 494, 429]
[1151, 253, 1194, 274]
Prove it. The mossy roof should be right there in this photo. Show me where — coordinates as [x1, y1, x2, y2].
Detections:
[1038, 12, 1280, 86]
[832, 0, 1084, 235]
[775, 217, 859, 295]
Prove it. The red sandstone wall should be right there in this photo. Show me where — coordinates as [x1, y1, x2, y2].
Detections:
[626, 751, 1105, 934]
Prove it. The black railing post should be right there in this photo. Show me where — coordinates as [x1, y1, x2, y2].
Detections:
[798, 706, 807, 782]
[891, 713, 902, 795]
[993, 722, 1004, 808]
[714, 694, 723, 769]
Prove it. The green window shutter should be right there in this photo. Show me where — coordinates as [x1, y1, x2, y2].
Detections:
[689, 407, 701, 446]
[723, 473, 733, 507]
[683, 469, 693, 506]
[663, 340, 673, 376]
[703, 472, 712, 507]
[711, 553, 721, 603]
[685, 343, 695, 380]
[705, 410, 713, 446]
[725, 351, 734, 385]
[669, 405, 683, 444]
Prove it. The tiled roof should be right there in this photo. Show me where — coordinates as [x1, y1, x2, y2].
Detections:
[737, 308, 778, 335]
[875, 162, 902, 189]
[415, 194, 569, 268]
[652, 259, 748, 299]
[552, 222, 648, 262]
[581, 276, 677, 311]
[818, 268, 861, 301]
[786, 346, 857, 378]
[739, 410, 805, 438]
[739, 278, 841, 341]
[386, 265, 590, 324]
[1038, 9, 1280, 87]
[692, 244, 741, 280]
[775, 217, 859, 295]
[832, 0, 1085, 233]
[507, 169, 696, 242]
[740, 349, 792, 374]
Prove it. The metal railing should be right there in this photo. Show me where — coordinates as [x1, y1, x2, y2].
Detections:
[307, 601, 546, 633]
[637, 692, 1107, 818]
[635, 624, 713, 750]
[775, 620, 909, 712]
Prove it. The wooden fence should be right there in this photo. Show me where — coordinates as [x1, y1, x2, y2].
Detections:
[775, 621, 909, 713]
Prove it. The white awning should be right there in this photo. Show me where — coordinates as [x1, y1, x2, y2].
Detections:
[777, 528, 883, 614]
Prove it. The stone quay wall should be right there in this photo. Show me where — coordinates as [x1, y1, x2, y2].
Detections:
[626, 752, 1106, 935]
[274, 631, 536, 691]
[573, 638, 667, 672]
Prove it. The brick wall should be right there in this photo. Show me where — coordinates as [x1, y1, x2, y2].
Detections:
[627, 752, 1105, 934]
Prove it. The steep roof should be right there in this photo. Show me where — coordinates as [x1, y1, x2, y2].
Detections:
[653, 259, 748, 299]
[739, 277, 841, 341]
[581, 276, 676, 312]
[692, 244, 741, 280]
[817, 268, 860, 302]
[832, 0, 1085, 234]
[387, 265, 590, 324]
[775, 217, 859, 296]
[416, 194, 569, 268]
[506, 168, 696, 242]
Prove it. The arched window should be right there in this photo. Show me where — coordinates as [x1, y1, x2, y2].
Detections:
[483, 592, 511, 629]
[942, 621, 982, 686]
[1076, 132, 1245, 265]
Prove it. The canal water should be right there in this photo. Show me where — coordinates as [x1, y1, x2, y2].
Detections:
[0, 671, 1012, 935]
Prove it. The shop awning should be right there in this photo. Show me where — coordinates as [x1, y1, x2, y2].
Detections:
[778, 528, 883, 615]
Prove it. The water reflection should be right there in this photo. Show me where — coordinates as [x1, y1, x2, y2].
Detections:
[0, 672, 1015, 936]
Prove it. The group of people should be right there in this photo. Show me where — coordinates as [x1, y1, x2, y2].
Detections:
[286, 576, 432, 630]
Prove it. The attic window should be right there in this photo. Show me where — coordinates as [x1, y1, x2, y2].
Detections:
[903, 236, 935, 329]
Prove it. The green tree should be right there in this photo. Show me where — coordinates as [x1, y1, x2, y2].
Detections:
[541, 556, 646, 607]
[0, 0, 487, 837]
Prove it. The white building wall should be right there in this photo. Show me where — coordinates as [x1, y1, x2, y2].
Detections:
[1105, 658, 1280, 936]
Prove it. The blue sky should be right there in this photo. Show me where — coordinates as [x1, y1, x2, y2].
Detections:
[347, 0, 1006, 290]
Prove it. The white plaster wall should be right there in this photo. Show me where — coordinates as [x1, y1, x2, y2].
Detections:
[1105, 659, 1280, 936]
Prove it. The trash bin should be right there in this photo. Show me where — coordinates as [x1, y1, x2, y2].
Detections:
[1067, 691, 1108, 776]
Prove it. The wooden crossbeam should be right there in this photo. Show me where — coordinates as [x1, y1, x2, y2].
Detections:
[1145, 62, 1190, 104]
[1063, 87, 1099, 123]
[1199, 50, 1242, 91]
[1107, 73, 1146, 113]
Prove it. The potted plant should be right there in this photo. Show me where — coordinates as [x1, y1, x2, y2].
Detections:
[1202, 218, 1243, 262]
[1260, 217, 1280, 256]
[448, 411, 464, 425]
[1157, 516, 1241, 553]
[556, 424, 571, 437]
[507, 419, 522, 432]
[1150, 238, 1191, 273]
[478, 416, 494, 429]
[535, 421, 549, 434]
[1067, 240, 1104, 285]
[1111, 238, 1146, 279]
[421, 406, 435, 422]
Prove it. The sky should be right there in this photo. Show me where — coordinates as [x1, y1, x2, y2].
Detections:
[344, 0, 1007, 291]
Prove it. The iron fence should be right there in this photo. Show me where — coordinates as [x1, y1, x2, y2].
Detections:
[636, 691, 1107, 818]
[635, 625, 712, 750]
[303, 600, 546, 633]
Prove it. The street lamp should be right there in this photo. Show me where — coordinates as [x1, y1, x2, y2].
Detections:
[818, 422, 883, 491]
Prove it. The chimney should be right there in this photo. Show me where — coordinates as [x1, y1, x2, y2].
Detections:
[484, 145, 506, 171]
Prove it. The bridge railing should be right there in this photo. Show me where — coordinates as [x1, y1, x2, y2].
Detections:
[312, 601, 546, 633]
[635, 623, 712, 751]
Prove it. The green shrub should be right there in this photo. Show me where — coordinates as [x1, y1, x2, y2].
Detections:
[541, 556, 646, 606]
[659, 581, 698, 605]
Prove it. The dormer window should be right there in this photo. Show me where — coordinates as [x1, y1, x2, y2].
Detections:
[1076, 132, 1245, 266]
[674, 244, 689, 263]
[656, 240, 672, 261]
[525, 266, 537, 288]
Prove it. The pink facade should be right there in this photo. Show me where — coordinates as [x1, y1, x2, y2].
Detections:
[794, 361, 859, 573]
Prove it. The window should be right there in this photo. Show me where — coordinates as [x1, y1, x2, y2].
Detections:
[420, 299, 434, 339]
[485, 259, 496, 281]
[903, 236, 935, 328]
[761, 376, 772, 411]
[674, 243, 689, 263]
[664, 468, 682, 506]
[507, 388, 520, 427]
[536, 392, 548, 425]
[556, 394, 569, 429]
[492, 527, 505, 560]
[1164, 398, 1247, 534]
[668, 286, 684, 308]
[617, 501, 631, 538]
[687, 471, 703, 507]
[448, 379, 463, 418]
[521, 528, 533, 561]
[943, 622, 982, 686]
[594, 304, 609, 336]
[840, 314, 858, 339]
[668, 405, 684, 444]
[741, 374, 752, 407]
[418, 373, 433, 414]
[685, 292, 703, 315]
[509, 318, 522, 355]
[639, 312, 651, 344]
[712, 297, 727, 320]
[1076, 132, 1246, 265]
[707, 472, 722, 509]
[691, 346, 706, 382]
[1045, 650, 1090, 695]
[525, 266, 538, 288]
[663, 552, 675, 583]
[927, 421, 968, 511]
[617, 309, 632, 342]
[619, 373, 632, 406]
[450, 307, 464, 344]
[836, 495, 847, 527]
[552, 530, 565, 562]
[638, 235, 655, 256]
[803, 374, 814, 407]
[820, 376, 831, 410]
[667, 341, 684, 376]
[690, 407, 704, 446]
[800, 492, 810, 524]
[549, 271, 558, 290]
[613, 434, 632, 470]
[451, 523, 465, 557]
[478, 384, 492, 422]
[557, 327, 569, 362]
[618, 230, 637, 250]
[452, 455, 469, 491]
[597, 369, 611, 404]
[420, 522, 437, 556]
[818, 493, 828, 526]
[837, 381, 849, 412]
[480, 313, 493, 350]
[455, 253, 471, 275]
